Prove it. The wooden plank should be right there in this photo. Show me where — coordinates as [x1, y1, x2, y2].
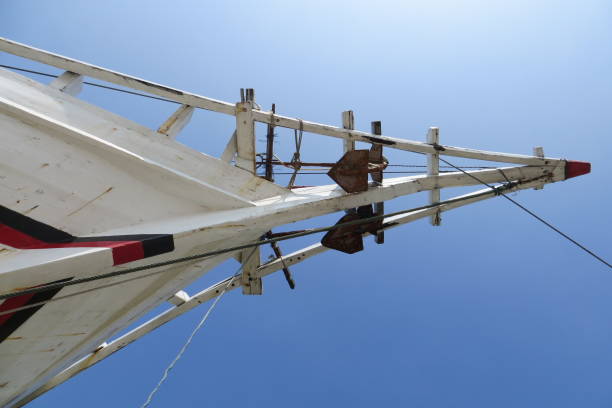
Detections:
[49, 71, 82, 96]
[370, 120, 384, 243]
[0, 37, 236, 115]
[157, 104, 194, 139]
[0, 95, 253, 208]
[240, 247, 262, 295]
[342, 110, 355, 153]
[235, 89, 256, 173]
[427, 127, 441, 226]
[252, 110, 561, 166]
[13, 176, 553, 408]
[0, 37, 561, 166]
[264, 104, 276, 181]
[533, 146, 545, 190]
[220, 130, 238, 163]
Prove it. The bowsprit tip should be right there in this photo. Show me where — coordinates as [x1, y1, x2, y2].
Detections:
[565, 160, 591, 179]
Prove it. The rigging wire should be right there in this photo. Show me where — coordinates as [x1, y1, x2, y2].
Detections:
[139, 248, 256, 408]
[0, 64, 607, 274]
[437, 156, 611, 268]
[268, 170, 474, 175]
[0, 183, 526, 308]
[0, 64, 180, 104]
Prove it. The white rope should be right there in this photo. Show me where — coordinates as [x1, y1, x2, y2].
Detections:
[140, 248, 257, 407]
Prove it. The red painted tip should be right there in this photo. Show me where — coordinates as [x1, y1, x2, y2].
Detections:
[565, 160, 591, 179]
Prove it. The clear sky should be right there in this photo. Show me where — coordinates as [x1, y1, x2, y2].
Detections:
[1, 0, 611, 407]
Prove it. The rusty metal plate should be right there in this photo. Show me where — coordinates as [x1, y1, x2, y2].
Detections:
[327, 150, 370, 193]
[321, 213, 364, 254]
[321, 206, 383, 254]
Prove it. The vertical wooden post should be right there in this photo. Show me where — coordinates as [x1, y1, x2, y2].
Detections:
[370, 121, 385, 244]
[240, 247, 262, 295]
[342, 110, 355, 153]
[235, 88, 256, 173]
[264, 104, 276, 181]
[427, 127, 441, 226]
[533, 146, 544, 190]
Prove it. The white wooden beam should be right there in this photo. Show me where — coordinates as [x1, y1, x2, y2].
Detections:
[0, 37, 236, 115]
[235, 89, 256, 173]
[12, 176, 552, 408]
[342, 110, 355, 153]
[251, 110, 561, 166]
[0, 37, 563, 167]
[239, 247, 262, 295]
[533, 146, 545, 190]
[220, 130, 238, 163]
[49, 71, 83, 96]
[157, 104, 194, 139]
[427, 127, 441, 226]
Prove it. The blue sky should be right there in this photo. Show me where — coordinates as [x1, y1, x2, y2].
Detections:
[2, 1, 611, 407]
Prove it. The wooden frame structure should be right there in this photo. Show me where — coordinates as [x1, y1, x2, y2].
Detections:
[0, 37, 590, 407]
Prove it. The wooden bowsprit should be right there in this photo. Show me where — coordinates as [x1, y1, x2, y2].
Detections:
[0, 36, 592, 408]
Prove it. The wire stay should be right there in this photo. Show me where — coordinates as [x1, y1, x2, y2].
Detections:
[139, 248, 257, 408]
[438, 156, 610, 269]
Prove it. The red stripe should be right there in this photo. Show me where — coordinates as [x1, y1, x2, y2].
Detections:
[0, 224, 145, 265]
[0, 293, 35, 325]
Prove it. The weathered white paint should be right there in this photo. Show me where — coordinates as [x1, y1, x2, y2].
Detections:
[235, 101, 256, 173]
[252, 109, 561, 166]
[427, 127, 441, 226]
[12, 176, 553, 408]
[0, 37, 562, 166]
[342, 110, 355, 153]
[533, 147, 545, 190]
[0, 38, 581, 407]
[220, 130, 238, 163]
[49, 71, 82, 96]
[0, 37, 236, 115]
[239, 247, 262, 295]
[157, 104, 194, 139]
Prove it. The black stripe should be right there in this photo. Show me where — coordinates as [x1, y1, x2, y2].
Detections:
[0, 279, 71, 343]
[1, 205, 174, 257]
[142, 235, 175, 257]
[0, 205, 73, 243]
[74, 234, 175, 257]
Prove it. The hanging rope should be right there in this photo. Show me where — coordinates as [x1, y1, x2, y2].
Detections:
[287, 119, 304, 188]
[139, 247, 258, 408]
